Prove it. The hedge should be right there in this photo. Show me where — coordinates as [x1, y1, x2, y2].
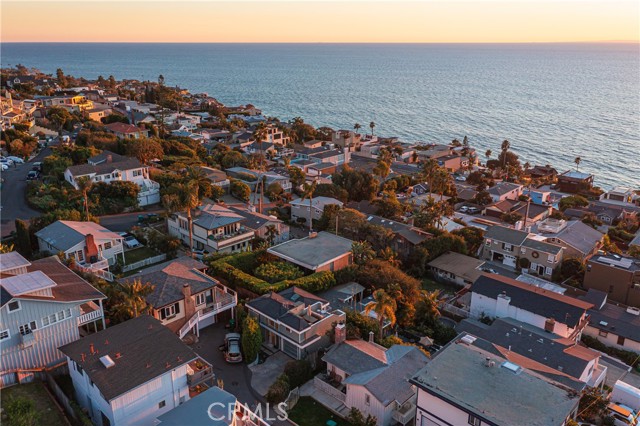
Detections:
[581, 335, 639, 368]
[209, 253, 336, 295]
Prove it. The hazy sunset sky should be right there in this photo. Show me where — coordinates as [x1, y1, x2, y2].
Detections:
[2, 1, 639, 43]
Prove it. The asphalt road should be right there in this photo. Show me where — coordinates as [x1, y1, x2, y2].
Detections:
[1, 143, 56, 236]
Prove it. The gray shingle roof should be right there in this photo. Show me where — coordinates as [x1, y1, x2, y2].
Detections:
[487, 182, 522, 196]
[35, 220, 121, 252]
[484, 225, 529, 246]
[542, 220, 604, 255]
[471, 274, 593, 328]
[59, 316, 197, 401]
[247, 287, 327, 332]
[521, 238, 563, 255]
[120, 258, 216, 308]
[584, 302, 640, 343]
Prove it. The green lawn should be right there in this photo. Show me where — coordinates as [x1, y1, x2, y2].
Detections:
[422, 278, 459, 296]
[124, 246, 158, 264]
[1, 382, 69, 426]
[287, 397, 351, 426]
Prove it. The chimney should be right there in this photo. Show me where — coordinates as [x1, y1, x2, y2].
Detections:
[182, 283, 191, 299]
[106, 154, 113, 163]
[334, 323, 346, 344]
[182, 284, 196, 321]
[85, 234, 99, 259]
[369, 331, 374, 343]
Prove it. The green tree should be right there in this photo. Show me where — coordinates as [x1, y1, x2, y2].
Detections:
[241, 315, 262, 364]
[184, 165, 213, 200]
[265, 224, 279, 245]
[559, 195, 589, 212]
[126, 138, 163, 164]
[56, 68, 67, 87]
[417, 290, 442, 324]
[14, 219, 32, 258]
[369, 121, 376, 137]
[347, 408, 377, 426]
[162, 181, 199, 253]
[113, 279, 154, 321]
[574, 156, 582, 172]
[47, 106, 74, 133]
[230, 179, 251, 202]
[287, 166, 306, 189]
[364, 289, 397, 340]
[353, 122, 362, 134]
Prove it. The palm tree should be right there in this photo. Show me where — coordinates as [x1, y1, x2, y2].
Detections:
[351, 241, 375, 265]
[501, 140, 510, 169]
[574, 156, 582, 172]
[485, 149, 492, 163]
[378, 247, 400, 267]
[353, 123, 362, 135]
[75, 176, 93, 220]
[113, 279, 154, 320]
[163, 182, 199, 255]
[265, 224, 279, 245]
[523, 162, 531, 171]
[301, 181, 318, 232]
[184, 165, 211, 200]
[421, 159, 439, 193]
[364, 289, 397, 340]
[420, 290, 442, 323]
[369, 121, 376, 137]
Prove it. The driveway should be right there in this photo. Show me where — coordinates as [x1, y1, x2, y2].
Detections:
[189, 323, 262, 406]
[0, 142, 56, 236]
[249, 351, 290, 396]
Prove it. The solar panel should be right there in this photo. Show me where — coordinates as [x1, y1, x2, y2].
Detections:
[0, 252, 31, 272]
[0, 271, 57, 296]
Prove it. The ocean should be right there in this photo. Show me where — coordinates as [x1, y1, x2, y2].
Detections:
[2, 42, 638, 189]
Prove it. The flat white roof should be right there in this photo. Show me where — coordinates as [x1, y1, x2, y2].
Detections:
[0, 270, 57, 296]
[0, 252, 31, 272]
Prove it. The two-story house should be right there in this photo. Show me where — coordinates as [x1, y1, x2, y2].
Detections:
[290, 196, 343, 223]
[119, 258, 237, 338]
[227, 205, 290, 244]
[259, 124, 290, 146]
[480, 225, 564, 279]
[458, 317, 607, 389]
[365, 215, 430, 259]
[411, 334, 580, 426]
[0, 253, 105, 387]
[599, 187, 639, 207]
[35, 220, 125, 281]
[470, 273, 593, 340]
[64, 151, 161, 206]
[557, 170, 595, 193]
[584, 254, 640, 307]
[536, 218, 604, 261]
[60, 315, 215, 426]
[225, 167, 293, 193]
[316, 332, 429, 426]
[487, 182, 524, 202]
[167, 203, 255, 254]
[247, 287, 346, 360]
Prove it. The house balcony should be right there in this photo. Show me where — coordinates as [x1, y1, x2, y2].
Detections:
[20, 331, 36, 349]
[179, 287, 237, 339]
[187, 357, 215, 386]
[207, 227, 254, 250]
[140, 179, 160, 193]
[81, 256, 109, 271]
[78, 301, 104, 326]
[314, 374, 346, 403]
[392, 400, 417, 425]
[586, 364, 607, 388]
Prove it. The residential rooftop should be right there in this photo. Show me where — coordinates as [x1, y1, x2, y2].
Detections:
[59, 316, 197, 401]
[411, 335, 580, 426]
[156, 386, 237, 426]
[267, 231, 353, 271]
[427, 252, 484, 283]
[35, 220, 122, 252]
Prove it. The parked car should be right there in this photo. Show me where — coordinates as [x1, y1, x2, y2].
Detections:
[26, 171, 40, 180]
[481, 266, 498, 274]
[467, 207, 480, 215]
[459, 205, 469, 213]
[454, 175, 467, 182]
[118, 232, 142, 249]
[1, 164, 8, 171]
[0, 158, 13, 167]
[7, 156, 24, 164]
[224, 333, 243, 363]
[192, 249, 209, 261]
[32, 162, 43, 172]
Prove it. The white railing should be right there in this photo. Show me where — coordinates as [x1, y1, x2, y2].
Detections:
[393, 401, 417, 425]
[314, 375, 346, 403]
[179, 311, 201, 339]
[76, 264, 114, 282]
[78, 308, 103, 325]
[122, 254, 167, 272]
[82, 258, 109, 271]
[180, 292, 237, 339]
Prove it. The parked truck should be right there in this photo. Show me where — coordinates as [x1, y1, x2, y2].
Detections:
[612, 380, 640, 411]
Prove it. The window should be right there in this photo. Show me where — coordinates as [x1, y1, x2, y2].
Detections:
[161, 303, 179, 320]
[468, 414, 481, 426]
[19, 321, 37, 336]
[617, 336, 626, 346]
[158, 400, 166, 409]
[42, 310, 71, 328]
[195, 293, 206, 306]
[547, 254, 555, 263]
[599, 330, 608, 337]
[0, 330, 9, 340]
[104, 242, 112, 250]
[520, 248, 526, 254]
[503, 243, 512, 252]
[133, 170, 142, 177]
[8, 301, 20, 312]
[545, 267, 553, 276]
[365, 394, 370, 406]
[76, 250, 85, 263]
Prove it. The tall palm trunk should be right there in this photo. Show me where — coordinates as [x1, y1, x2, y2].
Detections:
[308, 195, 313, 232]
[187, 208, 194, 257]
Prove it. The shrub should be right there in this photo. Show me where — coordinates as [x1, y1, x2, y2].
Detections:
[255, 262, 304, 283]
[581, 335, 639, 367]
[4, 396, 40, 426]
[283, 360, 313, 388]
[241, 316, 262, 364]
[266, 374, 290, 404]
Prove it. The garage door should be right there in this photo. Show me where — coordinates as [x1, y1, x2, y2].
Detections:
[503, 255, 516, 268]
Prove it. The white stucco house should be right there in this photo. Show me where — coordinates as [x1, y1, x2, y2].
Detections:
[64, 151, 160, 206]
[290, 196, 343, 223]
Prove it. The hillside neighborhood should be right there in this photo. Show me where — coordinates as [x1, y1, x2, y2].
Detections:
[1, 66, 640, 426]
